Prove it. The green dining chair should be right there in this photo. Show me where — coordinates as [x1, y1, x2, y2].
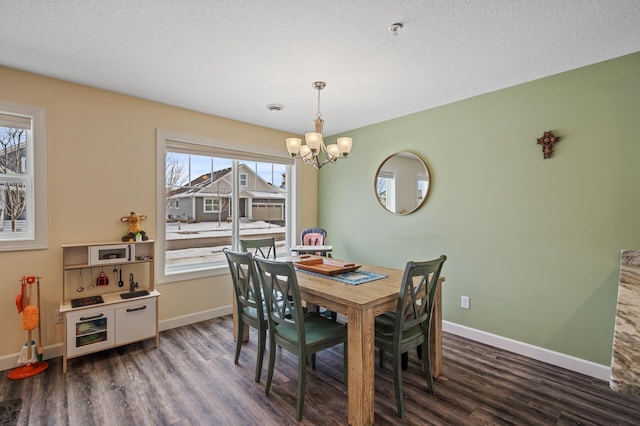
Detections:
[253, 256, 348, 422]
[240, 237, 277, 259]
[223, 248, 267, 382]
[375, 255, 447, 418]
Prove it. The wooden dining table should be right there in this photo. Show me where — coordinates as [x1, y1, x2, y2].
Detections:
[233, 255, 445, 426]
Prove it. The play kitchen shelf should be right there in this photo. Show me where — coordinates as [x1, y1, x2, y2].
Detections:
[59, 241, 160, 373]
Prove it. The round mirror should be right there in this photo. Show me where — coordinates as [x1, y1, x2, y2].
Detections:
[374, 152, 430, 215]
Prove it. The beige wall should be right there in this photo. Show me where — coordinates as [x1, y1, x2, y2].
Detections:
[0, 66, 317, 361]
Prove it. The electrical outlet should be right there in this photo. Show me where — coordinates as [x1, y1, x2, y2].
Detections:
[54, 309, 63, 324]
[461, 296, 470, 310]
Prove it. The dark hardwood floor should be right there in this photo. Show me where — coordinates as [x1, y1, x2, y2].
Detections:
[1, 315, 639, 425]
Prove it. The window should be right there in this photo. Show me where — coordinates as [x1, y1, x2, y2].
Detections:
[376, 170, 395, 211]
[156, 130, 295, 282]
[203, 198, 220, 213]
[0, 102, 47, 251]
[418, 177, 427, 201]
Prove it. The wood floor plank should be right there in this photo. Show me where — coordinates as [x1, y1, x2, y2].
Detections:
[1, 316, 639, 425]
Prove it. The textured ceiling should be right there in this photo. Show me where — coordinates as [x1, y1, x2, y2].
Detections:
[1, 1, 640, 136]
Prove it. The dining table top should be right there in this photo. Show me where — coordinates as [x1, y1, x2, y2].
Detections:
[280, 255, 405, 314]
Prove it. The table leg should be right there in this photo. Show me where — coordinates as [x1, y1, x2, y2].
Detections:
[347, 306, 375, 426]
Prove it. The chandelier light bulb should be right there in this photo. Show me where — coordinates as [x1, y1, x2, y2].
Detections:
[285, 137, 302, 157]
[326, 143, 340, 159]
[337, 137, 353, 156]
[299, 144, 312, 159]
[305, 132, 323, 152]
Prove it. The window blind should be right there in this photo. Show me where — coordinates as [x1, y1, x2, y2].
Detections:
[0, 112, 32, 130]
[167, 139, 294, 166]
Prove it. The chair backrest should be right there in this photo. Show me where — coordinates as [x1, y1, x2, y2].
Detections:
[240, 237, 277, 259]
[300, 228, 327, 256]
[223, 248, 264, 320]
[395, 255, 447, 341]
[253, 257, 305, 343]
[300, 228, 326, 246]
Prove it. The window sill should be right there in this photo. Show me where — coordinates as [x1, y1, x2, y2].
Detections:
[157, 262, 228, 284]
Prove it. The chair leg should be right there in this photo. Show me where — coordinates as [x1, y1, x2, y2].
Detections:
[400, 345, 423, 370]
[255, 326, 266, 382]
[234, 319, 244, 365]
[296, 351, 308, 421]
[401, 351, 408, 370]
[393, 352, 405, 418]
[423, 344, 435, 395]
[265, 334, 276, 395]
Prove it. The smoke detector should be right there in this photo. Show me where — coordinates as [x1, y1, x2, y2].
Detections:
[389, 23, 403, 36]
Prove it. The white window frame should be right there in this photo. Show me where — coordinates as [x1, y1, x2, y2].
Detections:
[156, 129, 295, 284]
[0, 102, 47, 251]
[239, 172, 247, 187]
[203, 197, 220, 213]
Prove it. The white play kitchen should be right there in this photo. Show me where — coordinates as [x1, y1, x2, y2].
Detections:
[59, 240, 160, 373]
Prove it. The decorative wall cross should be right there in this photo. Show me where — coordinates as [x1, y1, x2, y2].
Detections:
[536, 131, 559, 159]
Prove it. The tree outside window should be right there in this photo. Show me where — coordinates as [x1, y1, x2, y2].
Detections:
[0, 128, 27, 232]
[0, 103, 47, 250]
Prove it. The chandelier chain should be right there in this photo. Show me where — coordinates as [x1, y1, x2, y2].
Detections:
[316, 87, 322, 119]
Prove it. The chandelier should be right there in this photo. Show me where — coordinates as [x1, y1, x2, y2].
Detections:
[285, 81, 353, 169]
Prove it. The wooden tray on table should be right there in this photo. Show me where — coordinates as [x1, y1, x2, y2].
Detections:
[294, 257, 361, 276]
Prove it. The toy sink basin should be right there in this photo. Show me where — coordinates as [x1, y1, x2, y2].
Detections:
[120, 290, 150, 299]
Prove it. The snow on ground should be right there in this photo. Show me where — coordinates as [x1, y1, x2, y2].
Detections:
[165, 220, 286, 265]
[166, 220, 285, 239]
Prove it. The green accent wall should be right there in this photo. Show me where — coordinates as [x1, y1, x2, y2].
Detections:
[319, 52, 640, 365]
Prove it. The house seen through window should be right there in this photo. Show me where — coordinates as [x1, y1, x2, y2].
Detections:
[159, 132, 293, 280]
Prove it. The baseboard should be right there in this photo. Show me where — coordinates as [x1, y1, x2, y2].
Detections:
[1, 312, 610, 384]
[0, 343, 64, 373]
[1, 313, 609, 383]
[443, 321, 611, 382]
[0, 306, 233, 373]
